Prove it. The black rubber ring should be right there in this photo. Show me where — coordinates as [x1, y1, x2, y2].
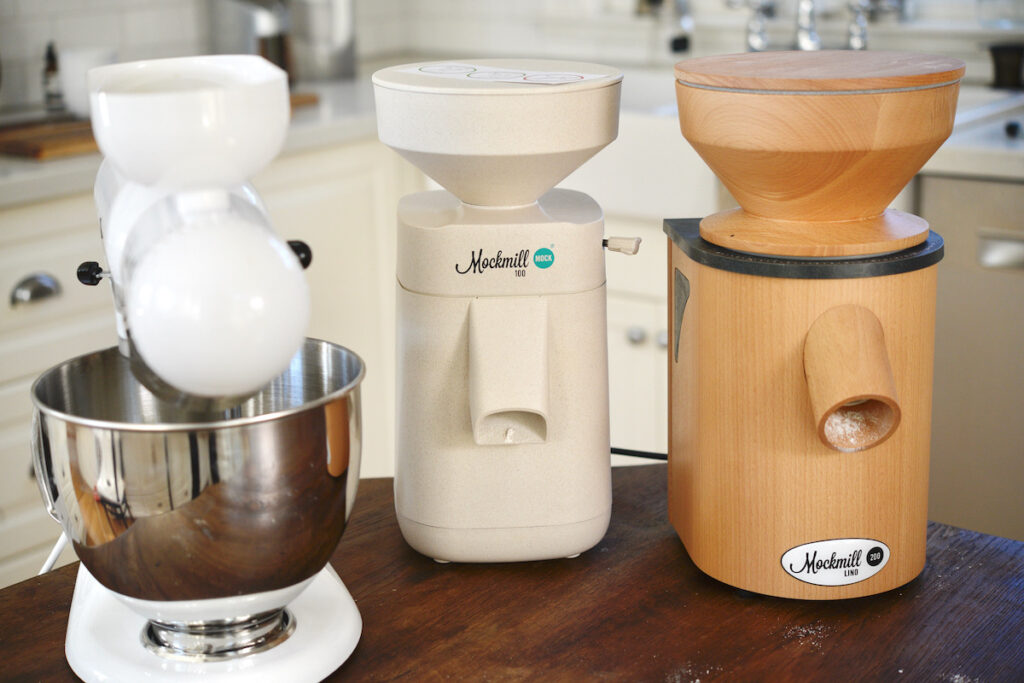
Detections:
[664, 218, 944, 279]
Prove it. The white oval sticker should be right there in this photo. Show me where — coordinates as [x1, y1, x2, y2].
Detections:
[781, 538, 890, 586]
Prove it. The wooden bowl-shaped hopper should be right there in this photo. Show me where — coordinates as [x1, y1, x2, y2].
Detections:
[675, 51, 964, 257]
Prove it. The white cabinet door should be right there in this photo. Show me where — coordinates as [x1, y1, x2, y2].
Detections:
[253, 139, 424, 478]
[0, 138, 424, 588]
[0, 193, 119, 588]
[920, 174, 1024, 542]
[607, 295, 668, 463]
[603, 213, 670, 465]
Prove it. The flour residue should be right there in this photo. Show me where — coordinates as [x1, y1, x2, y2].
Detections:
[665, 661, 724, 683]
[943, 674, 980, 683]
[823, 400, 893, 451]
[783, 620, 836, 652]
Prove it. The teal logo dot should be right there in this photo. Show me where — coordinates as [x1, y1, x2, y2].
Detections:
[534, 248, 555, 269]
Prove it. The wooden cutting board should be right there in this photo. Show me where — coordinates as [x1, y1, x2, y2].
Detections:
[0, 119, 97, 160]
[0, 92, 321, 161]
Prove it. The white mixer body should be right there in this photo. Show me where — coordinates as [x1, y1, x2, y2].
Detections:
[395, 188, 612, 562]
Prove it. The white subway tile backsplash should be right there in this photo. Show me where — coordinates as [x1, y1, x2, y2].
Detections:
[0, 16, 50, 61]
[356, 21, 406, 59]
[0, 61, 33, 109]
[122, 6, 190, 45]
[15, 0, 85, 16]
[53, 11, 123, 50]
[543, 0, 594, 19]
[355, 0, 403, 20]
[0, 0, 1016, 108]
[0, 0, 210, 108]
[117, 41, 197, 62]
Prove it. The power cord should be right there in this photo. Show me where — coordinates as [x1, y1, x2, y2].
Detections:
[38, 532, 67, 575]
[611, 447, 667, 461]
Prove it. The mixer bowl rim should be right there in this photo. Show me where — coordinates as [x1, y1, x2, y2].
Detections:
[87, 54, 288, 99]
[30, 336, 365, 433]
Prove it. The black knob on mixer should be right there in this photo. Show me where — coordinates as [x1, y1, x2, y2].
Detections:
[288, 240, 313, 269]
[1006, 120, 1021, 139]
[76, 261, 105, 286]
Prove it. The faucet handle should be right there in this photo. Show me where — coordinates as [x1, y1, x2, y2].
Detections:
[848, 0, 870, 49]
[796, 0, 821, 50]
[724, 0, 775, 51]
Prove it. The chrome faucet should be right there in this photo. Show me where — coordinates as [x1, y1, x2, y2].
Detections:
[726, 0, 774, 52]
[848, 0, 869, 49]
[660, 0, 695, 53]
[866, 0, 909, 21]
[846, 0, 908, 50]
[795, 0, 821, 50]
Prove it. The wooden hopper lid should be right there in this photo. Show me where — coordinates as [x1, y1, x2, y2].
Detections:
[675, 51, 965, 93]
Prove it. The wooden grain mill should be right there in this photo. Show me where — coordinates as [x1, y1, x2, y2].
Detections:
[665, 51, 965, 599]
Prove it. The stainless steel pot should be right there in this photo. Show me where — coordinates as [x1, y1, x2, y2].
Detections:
[31, 338, 363, 603]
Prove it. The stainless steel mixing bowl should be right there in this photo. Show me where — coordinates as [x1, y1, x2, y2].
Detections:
[31, 338, 363, 604]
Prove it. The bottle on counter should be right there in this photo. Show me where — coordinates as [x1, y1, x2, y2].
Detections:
[43, 42, 63, 113]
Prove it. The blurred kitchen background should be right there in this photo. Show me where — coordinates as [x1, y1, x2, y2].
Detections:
[1, 0, 1023, 107]
[0, 0, 1022, 586]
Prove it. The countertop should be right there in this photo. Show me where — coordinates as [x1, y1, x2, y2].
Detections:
[0, 78, 379, 210]
[2, 464, 1023, 680]
[925, 86, 1024, 181]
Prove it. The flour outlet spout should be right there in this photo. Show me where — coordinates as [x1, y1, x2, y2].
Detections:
[467, 296, 550, 446]
[803, 304, 902, 452]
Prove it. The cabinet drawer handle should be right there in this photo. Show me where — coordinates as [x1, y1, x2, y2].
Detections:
[978, 233, 1024, 271]
[10, 272, 62, 306]
[655, 330, 669, 349]
[626, 325, 648, 345]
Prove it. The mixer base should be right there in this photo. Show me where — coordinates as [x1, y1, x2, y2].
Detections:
[65, 564, 361, 682]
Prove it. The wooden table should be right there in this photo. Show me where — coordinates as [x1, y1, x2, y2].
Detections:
[3, 465, 1022, 681]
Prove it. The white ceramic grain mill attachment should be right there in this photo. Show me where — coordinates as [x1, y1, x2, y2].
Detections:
[372, 59, 622, 207]
[84, 55, 307, 404]
[87, 55, 289, 188]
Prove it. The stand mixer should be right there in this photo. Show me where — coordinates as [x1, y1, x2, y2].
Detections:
[373, 60, 638, 562]
[30, 56, 364, 680]
[665, 51, 965, 599]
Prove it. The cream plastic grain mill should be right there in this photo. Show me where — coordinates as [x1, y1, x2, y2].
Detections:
[373, 60, 636, 562]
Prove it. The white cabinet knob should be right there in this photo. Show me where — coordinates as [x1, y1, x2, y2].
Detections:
[626, 325, 647, 345]
[10, 272, 61, 306]
[655, 330, 669, 349]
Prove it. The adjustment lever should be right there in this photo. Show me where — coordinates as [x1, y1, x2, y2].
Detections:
[603, 237, 642, 255]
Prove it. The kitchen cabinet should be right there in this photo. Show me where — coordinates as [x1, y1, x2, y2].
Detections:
[604, 214, 674, 459]
[607, 296, 667, 455]
[0, 192, 117, 589]
[0, 137, 424, 589]
[564, 110, 720, 461]
[918, 174, 1024, 541]
[252, 138, 424, 482]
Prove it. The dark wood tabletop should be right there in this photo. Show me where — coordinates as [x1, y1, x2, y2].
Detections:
[3, 464, 1023, 682]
